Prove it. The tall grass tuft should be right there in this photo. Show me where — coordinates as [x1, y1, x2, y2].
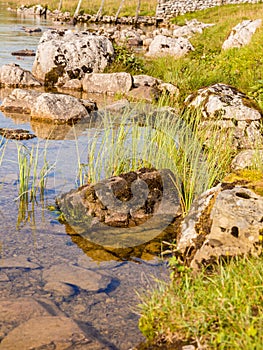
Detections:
[80, 106, 233, 214]
[16, 142, 53, 202]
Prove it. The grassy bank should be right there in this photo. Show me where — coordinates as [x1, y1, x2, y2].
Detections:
[143, 4, 263, 106]
[3, 0, 157, 16]
[139, 257, 263, 349]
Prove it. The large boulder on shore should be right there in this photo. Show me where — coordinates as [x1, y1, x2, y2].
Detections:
[177, 180, 263, 269]
[0, 63, 42, 88]
[32, 29, 114, 87]
[57, 168, 182, 248]
[146, 35, 194, 58]
[0, 89, 97, 123]
[185, 83, 263, 149]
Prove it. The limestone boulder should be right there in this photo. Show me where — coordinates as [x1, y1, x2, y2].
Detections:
[82, 72, 133, 94]
[0, 63, 42, 87]
[32, 29, 114, 86]
[185, 83, 263, 149]
[222, 19, 262, 50]
[173, 19, 214, 38]
[177, 184, 263, 269]
[146, 35, 194, 58]
[0, 89, 97, 123]
[231, 149, 263, 170]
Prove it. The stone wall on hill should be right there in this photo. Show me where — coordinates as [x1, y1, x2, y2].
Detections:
[156, 0, 261, 19]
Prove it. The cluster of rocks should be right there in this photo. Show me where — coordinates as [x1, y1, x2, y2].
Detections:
[156, 0, 261, 20]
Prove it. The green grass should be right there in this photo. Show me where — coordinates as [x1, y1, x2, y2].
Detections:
[81, 105, 233, 214]
[143, 4, 263, 106]
[138, 256, 263, 349]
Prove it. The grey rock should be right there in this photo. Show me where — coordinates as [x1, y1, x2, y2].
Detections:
[173, 19, 214, 38]
[146, 35, 194, 58]
[0, 63, 42, 88]
[222, 19, 262, 50]
[231, 149, 263, 170]
[185, 83, 263, 149]
[83, 72, 133, 94]
[43, 281, 76, 297]
[177, 184, 263, 269]
[32, 29, 114, 86]
[0, 89, 97, 123]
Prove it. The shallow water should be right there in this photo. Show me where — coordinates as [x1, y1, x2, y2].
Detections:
[0, 5, 172, 349]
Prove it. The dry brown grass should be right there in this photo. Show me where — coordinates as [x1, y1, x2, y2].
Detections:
[5, 0, 157, 16]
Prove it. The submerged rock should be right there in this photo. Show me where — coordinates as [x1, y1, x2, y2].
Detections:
[0, 128, 36, 140]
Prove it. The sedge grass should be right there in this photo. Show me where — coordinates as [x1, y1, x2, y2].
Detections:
[16, 141, 54, 202]
[79, 105, 233, 214]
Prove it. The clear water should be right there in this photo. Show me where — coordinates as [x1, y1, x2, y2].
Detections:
[0, 5, 170, 349]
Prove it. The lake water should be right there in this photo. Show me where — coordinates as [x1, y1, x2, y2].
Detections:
[0, 4, 171, 349]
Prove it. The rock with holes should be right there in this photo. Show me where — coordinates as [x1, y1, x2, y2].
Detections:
[222, 19, 262, 50]
[146, 35, 194, 58]
[185, 83, 263, 149]
[56, 168, 182, 248]
[32, 29, 114, 87]
[177, 183, 263, 269]
[0, 63, 42, 88]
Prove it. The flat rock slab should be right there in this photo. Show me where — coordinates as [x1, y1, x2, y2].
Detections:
[43, 263, 111, 292]
[11, 49, 35, 56]
[0, 88, 97, 123]
[0, 316, 108, 350]
[0, 255, 40, 269]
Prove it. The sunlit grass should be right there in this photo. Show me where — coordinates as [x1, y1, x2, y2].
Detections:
[138, 256, 263, 349]
[5, 0, 157, 16]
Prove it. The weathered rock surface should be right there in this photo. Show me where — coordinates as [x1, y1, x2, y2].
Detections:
[185, 83, 263, 149]
[231, 149, 263, 170]
[32, 29, 114, 86]
[0, 63, 42, 87]
[57, 168, 182, 248]
[177, 183, 263, 269]
[0, 89, 97, 123]
[0, 128, 36, 140]
[222, 19, 262, 50]
[173, 19, 214, 38]
[0, 316, 103, 350]
[83, 72, 133, 94]
[43, 263, 111, 292]
[146, 35, 194, 58]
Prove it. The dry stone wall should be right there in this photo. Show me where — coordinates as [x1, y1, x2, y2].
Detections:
[156, 0, 261, 19]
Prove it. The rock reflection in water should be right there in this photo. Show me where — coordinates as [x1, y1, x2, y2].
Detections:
[65, 220, 180, 262]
